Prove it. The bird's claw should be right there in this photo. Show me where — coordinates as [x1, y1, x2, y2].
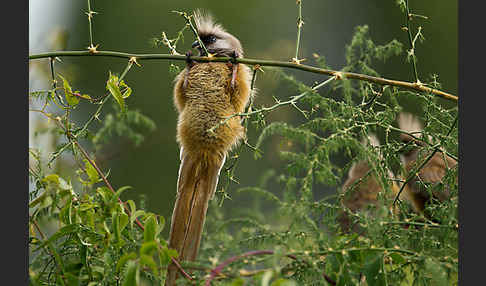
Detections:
[229, 51, 239, 90]
[183, 50, 194, 90]
[185, 50, 194, 66]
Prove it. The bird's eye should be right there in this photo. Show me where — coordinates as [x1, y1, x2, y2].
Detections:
[208, 35, 217, 43]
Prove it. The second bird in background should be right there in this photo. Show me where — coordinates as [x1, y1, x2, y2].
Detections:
[397, 112, 458, 217]
[338, 134, 403, 233]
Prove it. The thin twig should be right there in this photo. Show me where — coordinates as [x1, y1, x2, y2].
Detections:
[72, 140, 145, 230]
[31, 219, 46, 240]
[86, 0, 97, 49]
[293, 0, 304, 63]
[290, 247, 417, 257]
[161, 32, 180, 55]
[381, 221, 457, 229]
[404, 0, 420, 83]
[49, 57, 69, 108]
[205, 250, 293, 285]
[241, 66, 262, 152]
[169, 256, 193, 281]
[208, 76, 337, 134]
[28, 50, 458, 101]
[173, 10, 209, 56]
[77, 59, 133, 141]
[378, 123, 458, 162]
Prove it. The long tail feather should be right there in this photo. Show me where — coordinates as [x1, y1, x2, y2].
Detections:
[165, 149, 225, 285]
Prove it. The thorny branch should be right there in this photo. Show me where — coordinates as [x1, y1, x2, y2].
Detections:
[403, 0, 421, 83]
[29, 50, 457, 101]
[208, 76, 337, 134]
[85, 0, 98, 51]
[293, 0, 305, 64]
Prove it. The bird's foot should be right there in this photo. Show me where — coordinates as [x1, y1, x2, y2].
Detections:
[229, 51, 240, 90]
[183, 50, 195, 90]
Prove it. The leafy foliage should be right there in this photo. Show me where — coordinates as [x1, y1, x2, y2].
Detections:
[191, 23, 457, 286]
[29, 2, 458, 286]
[29, 69, 171, 285]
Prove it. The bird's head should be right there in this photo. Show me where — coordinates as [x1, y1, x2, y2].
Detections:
[397, 112, 427, 162]
[192, 10, 243, 57]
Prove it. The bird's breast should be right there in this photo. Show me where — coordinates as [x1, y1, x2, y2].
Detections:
[177, 62, 244, 154]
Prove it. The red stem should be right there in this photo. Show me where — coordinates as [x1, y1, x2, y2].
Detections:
[204, 249, 336, 285]
[75, 140, 194, 281]
[170, 257, 193, 281]
[205, 250, 298, 285]
[73, 140, 145, 231]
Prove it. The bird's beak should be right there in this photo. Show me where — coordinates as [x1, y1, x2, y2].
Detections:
[192, 40, 200, 48]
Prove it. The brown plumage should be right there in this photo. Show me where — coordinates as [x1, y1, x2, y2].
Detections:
[397, 112, 457, 215]
[165, 11, 251, 285]
[337, 134, 402, 233]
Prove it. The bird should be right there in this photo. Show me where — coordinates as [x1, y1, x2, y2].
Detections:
[165, 10, 252, 285]
[397, 112, 458, 216]
[337, 134, 403, 233]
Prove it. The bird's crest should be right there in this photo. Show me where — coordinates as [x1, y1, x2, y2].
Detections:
[398, 112, 423, 134]
[365, 133, 380, 148]
[193, 10, 226, 37]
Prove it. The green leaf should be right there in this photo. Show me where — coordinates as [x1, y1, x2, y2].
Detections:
[102, 221, 111, 240]
[112, 212, 122, 246]
[156, 215, 165, 236]
[271, 278, 296, 286]
[64, 272, 80, 286]
[42, 174, 60, 183]
[167, 248, 178, 259]
[130, 210, 145, 226]
[106, 72, 126, 112]
[389, 253, 406, 264]
[261, 270, 273, 286]
[119, 212, 129, 233]
[96, 187, 112, 205]
[363, 253, 385, 286]
[58, 74, 80, 106]
[31, 194, 53, 212]
[83, 159, 99, 185]
[59, 197, 73, 225]
[158, 245, 178, 265]
[33, 224, 83, 251]
[144, 214, 157, 242]
[74, 91, 91, 100]
[111, 186, 132, 206]
[127, 200, 136, 214]
[116, 252, 137, 273]
[80, 244, 92, 280]
[57, 176, 72, 191]
[121, 260, 139, 286]
[424, 258, 448, 286]
[231, 278, 245, 286]
[140, 254, 158, 276]
[78, 203, 96, 212]
[140, 241, 158, 256]
[119, 80, 132, 98]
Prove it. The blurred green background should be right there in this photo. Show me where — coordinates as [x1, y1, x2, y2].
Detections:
[30, 0, 457, 233]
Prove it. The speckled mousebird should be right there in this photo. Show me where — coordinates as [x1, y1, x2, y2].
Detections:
[397, 112, 457, 216]
[337, 134, 403, 233]
[165, 10, 252, 285]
